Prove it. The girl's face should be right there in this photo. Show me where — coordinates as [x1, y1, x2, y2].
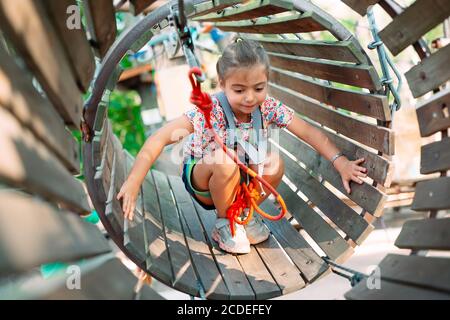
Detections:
[219, 64, 268, 122]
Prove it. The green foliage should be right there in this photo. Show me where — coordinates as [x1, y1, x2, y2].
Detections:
[108, 90, 146, 157]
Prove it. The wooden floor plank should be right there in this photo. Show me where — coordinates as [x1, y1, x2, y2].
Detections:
[411, 176, 450, 211]
[395, 218, 450, 251]
[0, 191, 110, 276]
[276, 182, 354, 262]
[193, 200, 256, 300]
[151, 170, 199, 297]
[167, 175, 232, 300]
[0, 108, 91, 214]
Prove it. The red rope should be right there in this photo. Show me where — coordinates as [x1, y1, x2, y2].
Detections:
[188, 67, 287, 236]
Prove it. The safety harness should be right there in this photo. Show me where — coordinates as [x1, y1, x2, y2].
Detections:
[188, 67, 287, 236]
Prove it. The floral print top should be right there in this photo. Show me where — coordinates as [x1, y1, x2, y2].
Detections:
[182, 95, 294, 163]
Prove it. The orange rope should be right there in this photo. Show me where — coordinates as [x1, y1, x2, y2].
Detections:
[188, 67, 287, 236]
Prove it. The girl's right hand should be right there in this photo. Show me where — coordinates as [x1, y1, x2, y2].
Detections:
[117, 180, 140, 221]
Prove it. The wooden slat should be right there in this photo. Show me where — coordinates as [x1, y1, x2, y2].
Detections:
[420, 137, 450, 174]
[395, 218, 450, 251]
[193, 200, 257, 299]
[141, 173, 174, 286]
[194, 0, 293, 22]
[279, 149, 374, 244]
[301, 118, 393, 187]
[268, 52, 381, 90]
[32, 257, 163, 300]
[342, 0, 380, 16]
[416, 88, 450, 137]
[377, 254, 450, 293]
[345, 277, 450, 300]
[0, 0, 83, 126]
[379, 0, 450, 56]
[261, 202, 329, 282]
[278, 130, 387, 216]
[276, 182, 354, 262]
[248, 36, 365, 63]
[167, 176, 238, 299]
[42, 0, 95, 92]
[0, 191, 110, 276]
[151, 170, 199, 296]
[0, 108, 91, 214]
[269, 84, 394, 155]
[215, 11, 331, 34]
[167, 175, 233, 300]
[0, 46, 80, 174]
[189, 0, 242, 19]
[411, 176, 450, 211]
[405, 44, 450, 98]
[104, 154, 125, 236]
[129, 0, 159, 15]
[270, 68, 390, 121]
[83, 0, 117, 58]
[251, 232, 306, 294]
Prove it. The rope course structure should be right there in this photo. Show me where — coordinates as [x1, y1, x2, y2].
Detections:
[0, 0, 448, 300]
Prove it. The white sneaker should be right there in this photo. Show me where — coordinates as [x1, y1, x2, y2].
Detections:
[244, 212, 270, 245]
[211, 218, 250, 254]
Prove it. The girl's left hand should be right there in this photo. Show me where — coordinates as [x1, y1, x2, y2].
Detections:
[333, 157, 367, 194]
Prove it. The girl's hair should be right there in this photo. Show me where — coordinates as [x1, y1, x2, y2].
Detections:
[216, 36, 270, 81]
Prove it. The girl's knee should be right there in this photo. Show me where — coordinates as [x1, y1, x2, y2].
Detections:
[258, 152, 284, 177]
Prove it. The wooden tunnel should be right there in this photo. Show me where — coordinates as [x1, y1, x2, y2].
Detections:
[0, 0, 448, 299]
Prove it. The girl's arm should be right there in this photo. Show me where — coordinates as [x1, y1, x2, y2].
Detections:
[286, 115, 367, 194]
[117, 115, 194, 220]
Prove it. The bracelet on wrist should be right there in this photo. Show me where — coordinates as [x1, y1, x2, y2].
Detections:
[330, 152, 344, 165]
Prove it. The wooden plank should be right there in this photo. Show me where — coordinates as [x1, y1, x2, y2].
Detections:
[215, 11, 331, 34]
[270, 68, 390, 121]
[168, 172, 280, 299]
[0, 46, 80, 174]
[0, 191, 110, 276]
[405, 44, 450, 98]
[379, 0, 450, 56]
[189, 0, 242, 19]
[244, 35, 365, 63]
[129, 0, 159, 15]
[269, 84, 394, 155]
[104, 154, 125, 237]
[193, 200, 257, 299]
[276, 182, 354, 262]
[395, 218, 450, 251]
[411, 176, 450, 211]
[151, 170, 199, 297]
[278, 130, 387, 216]
[268, 52, 381, 90]
[279, 148, 374, 244]
[194, 0, 293, 22]
[377, 254, 450, 294]
[141, 173, 174, 286]
[342, 0, 380, 16]
[83, 0, 117, 58]
[252, 231, 306, 294]
[0, 108, 91, 214]
[260, 201, 329, 282]
[167, 175, 234, 300]
[0, 0, 83, 126]
[301, 118, 393, 187]
[345, 277, 450, 300]
[416, 88, 450, 137]
[420, 137, 450, 174]
[42, 0, 95, 92]
[39, 257, 163, 300]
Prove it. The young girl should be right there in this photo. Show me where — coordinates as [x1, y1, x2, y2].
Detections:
[117, 38, 367, 254]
